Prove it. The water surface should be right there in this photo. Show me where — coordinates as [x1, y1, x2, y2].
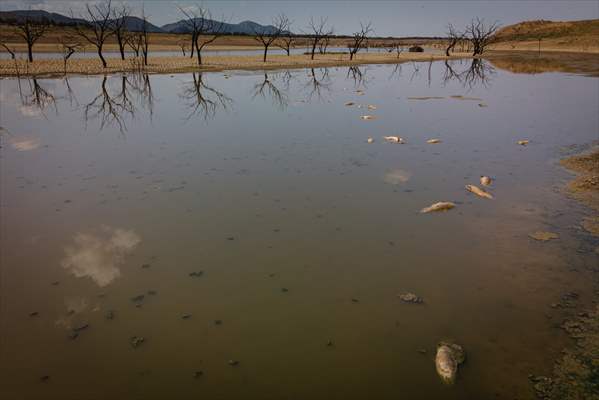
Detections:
[1, 59, 598, 399]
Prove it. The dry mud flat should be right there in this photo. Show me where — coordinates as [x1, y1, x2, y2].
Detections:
[530, 148, 599, 400]
[0, 52, 468, 77]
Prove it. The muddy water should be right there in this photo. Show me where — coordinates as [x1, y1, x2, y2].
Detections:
[1, 60, 598, 400]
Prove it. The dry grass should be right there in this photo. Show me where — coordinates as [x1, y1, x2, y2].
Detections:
[0, 52, 470, 77]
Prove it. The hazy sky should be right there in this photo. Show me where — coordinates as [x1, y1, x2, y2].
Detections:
[2, 0, 598, 36]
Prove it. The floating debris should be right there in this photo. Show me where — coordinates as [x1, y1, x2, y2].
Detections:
[420, 202, 456, 213]
[40, 375, 50, 382]
[228, 360, 239, 366]
[360, 115, 376, 121]
[351, 298, 359, 303]
[344, 101, 355, 106]
[529, 231, 560, 241]
[465, 184, 494, 199]
[356, 90, 365, 95]
[367, 105, 377, 110]
[326, 340, 334, 347]
[367, 137, 374, 144]
[147, 290, 157, 296]
[193, 371, 203, 379]
[214, 320, 223, 325]
[478, 103, 488, 108]
[517, 140, 529, 146]
[383, 136, 405, 144]
[130, 336, 145, 348]
[29, 311, 39, 317]
[130, 294, 145, 303]
[141, 263, 151, 269]
[480, 176, 492, 186]
[189, 271, 204, 277]
[398, 292, 423, 304]
[427, 139, 441, 144]
[72, 323, 89, 332]
[435, 341, 466, 384]
[181, 313, 192, 320]
[281, 287, 289, 293]
[449, 95, 482, 101]
[105, 310, 115, 320]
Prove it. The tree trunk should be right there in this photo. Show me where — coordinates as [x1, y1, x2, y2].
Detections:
[350, 52, 354, 61]
[190, 32, 196, 59]
[263, 45, 268, 62]
[27, 43, 33, 63]
[118, 37, 125, 60]
[311, 40, 317, 60]
[195, 41, 202, 66]
[98, 44, 107, 68]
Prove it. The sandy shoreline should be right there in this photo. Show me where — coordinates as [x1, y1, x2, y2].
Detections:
[0, 52, 471, 78]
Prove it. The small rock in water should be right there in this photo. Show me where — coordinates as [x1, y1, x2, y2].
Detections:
[351, 298, 359, 303]
[398, 292, 423, 304]
[130, 336, 145, 348]
[214, 320, 223, 325]
[529, 231, 560, 241]
[326, 340, 334, 347]
[29, 311, 39, 317]
[435, 341, 466, 384]
[189, 271, 204, 277]
[130, 294, 145, 303]
[40, 375, 50, 382]
[281, 287, 289, 293]
[420, 202, 455, 213]
[228, 360, 239, 366]
[51, 281, 60, 286]
[141, 263, 151, 269]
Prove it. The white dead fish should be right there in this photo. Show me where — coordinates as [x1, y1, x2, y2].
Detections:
[367, 104, 377, 110]
[465, 184, 493, 199]
[367, 137, 374, 144]
[427, 139, 441, 144]
[420, 202, 455, 213]
[344, 101, 355, 106]
[356, 90, 365, 95]
[383, 136, 405, 144]
[480, 176, 492, 186]
[435, 341, 466, 384]
[360, 115, 376, 120]
[517, 140, 529, 146]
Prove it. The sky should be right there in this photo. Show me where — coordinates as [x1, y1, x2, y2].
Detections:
[1, 0, 598, 36]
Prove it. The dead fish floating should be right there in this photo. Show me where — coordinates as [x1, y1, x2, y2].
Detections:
[383, 136, 405, 144]
[420, 202, 455, 213]
[367, 137, 374, 143]
[427, 139, 441, 144]
[344, 101, 355, 106]
[435, 341, 466, 384]
[465, 184, 493, 199]
[398, 292, 423, 304]
[367, 105, 377, 110]
[480, 176, 492, 186]
[517, 140, 529, 146]
[529, 231, 559, 241]
[360, 115, 376, 120]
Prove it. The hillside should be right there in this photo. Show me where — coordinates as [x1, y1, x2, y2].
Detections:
[492, 19, 599, 52]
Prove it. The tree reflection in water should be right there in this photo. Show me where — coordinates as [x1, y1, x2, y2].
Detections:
[180, 72, 232, 121]
[19, 78, 57, 117]
[442, 58, 495, 89]
[346, 65, 370, 90]
[252, 72, 288, 110]
[304, 68, 332, 102]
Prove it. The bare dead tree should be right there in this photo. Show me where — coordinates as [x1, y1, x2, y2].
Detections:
[466, 17, 499, 56]
[253, 14, 290, 62]
[180, 72, 232, 120]
[72, 0, 115, 68]
[252, 72, 288, 110]
[0, 42, 16, 59]
[179, 5, 227, 66]
[140, 5, 150, 66]
[445, 23, 465, 56]
[387, 41, 404, 58]
[348, 22, 372, 61]
[13, 12, 49, 62]
[58, 36, 81, 73]
[276, 29, 296, 56]
[125, 31, 143, 57]
[111, 5, 130, 60]
[178, 38, 188, 56]
[318, 34, 331, 54]
[305, 17, 333, 60]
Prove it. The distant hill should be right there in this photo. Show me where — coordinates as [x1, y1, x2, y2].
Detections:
[0, 10, 164, 32]
[161, 18, 287, 35]
[494, 19, 599, 42]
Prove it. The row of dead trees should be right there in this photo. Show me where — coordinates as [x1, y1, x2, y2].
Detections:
[2, 0, 500, 70]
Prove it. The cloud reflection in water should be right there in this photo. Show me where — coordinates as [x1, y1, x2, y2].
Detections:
[61, 226, 141, 287]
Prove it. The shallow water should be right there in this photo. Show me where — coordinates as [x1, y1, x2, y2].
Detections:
[1, 59, 598, 399]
